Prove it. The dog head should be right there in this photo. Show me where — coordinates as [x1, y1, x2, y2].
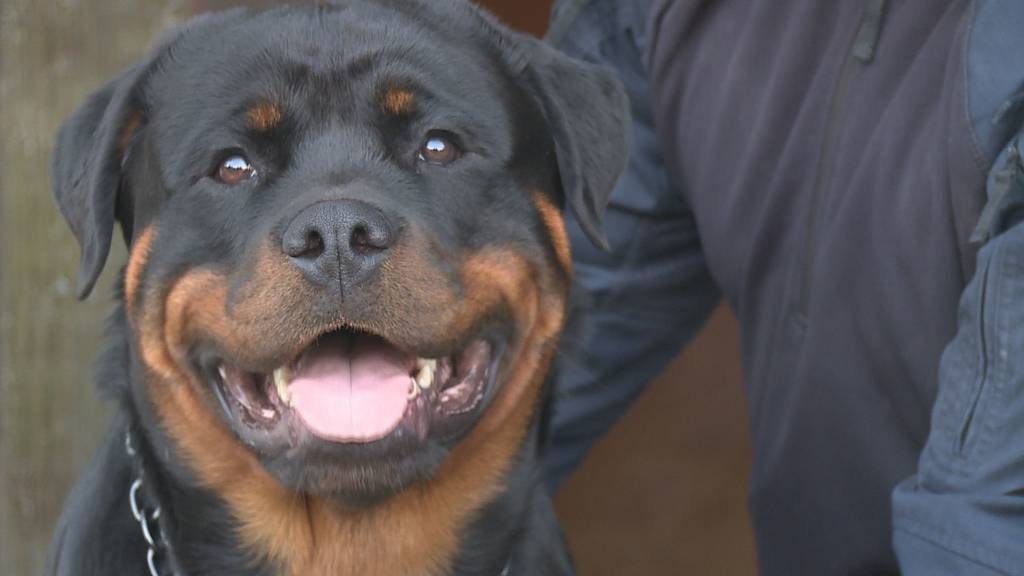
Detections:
[53, 0, 626, 547]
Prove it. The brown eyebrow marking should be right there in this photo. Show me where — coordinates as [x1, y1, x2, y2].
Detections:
[246, 101, 283, 131]
[381, 88, 416, 115]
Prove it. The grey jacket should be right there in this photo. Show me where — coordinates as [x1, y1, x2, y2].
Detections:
[545, 1, 1024, 574]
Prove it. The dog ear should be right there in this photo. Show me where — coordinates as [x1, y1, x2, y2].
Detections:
[52, 62, 148, 299]
[520, 36, 630, 251]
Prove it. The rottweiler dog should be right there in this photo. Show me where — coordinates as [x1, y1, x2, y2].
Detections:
[44, 1, 627, 575]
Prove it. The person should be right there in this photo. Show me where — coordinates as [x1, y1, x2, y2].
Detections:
[542, 1, 1024, 574]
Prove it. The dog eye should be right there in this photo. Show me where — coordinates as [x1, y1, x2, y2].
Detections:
[216, 155, 257, 184]
[417, 131, 462, 166]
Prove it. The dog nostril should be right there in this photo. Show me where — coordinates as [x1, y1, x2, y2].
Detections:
[284, 228, 324, 259]
[350, 224, 371, 253]
[306, 229, 323, 250]
[303, 229, 325, 257]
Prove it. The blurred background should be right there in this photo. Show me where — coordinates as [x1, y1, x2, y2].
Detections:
[0, 1, 756, 573]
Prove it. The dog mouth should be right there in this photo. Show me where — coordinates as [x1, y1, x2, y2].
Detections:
[208, 329, 499, 445]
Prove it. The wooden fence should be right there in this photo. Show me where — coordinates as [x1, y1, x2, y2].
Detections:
[0, 2, 187, 573]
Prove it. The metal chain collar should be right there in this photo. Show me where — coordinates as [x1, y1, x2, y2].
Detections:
[125, 432, 177, 576]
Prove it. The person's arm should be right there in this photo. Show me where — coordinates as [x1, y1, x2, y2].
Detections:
[892, 1, 1024, 570]
[542, 0, 720, 491]
[893, 137, 1024, 575]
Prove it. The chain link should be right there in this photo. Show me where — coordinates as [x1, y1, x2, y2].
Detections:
[126, 432, 172, 576]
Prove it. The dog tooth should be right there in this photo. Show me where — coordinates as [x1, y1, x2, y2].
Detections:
[408, 377, 420, 400]
[416, 358, 436, 389]
[415, 372, 432, 390]
[273, 367, 292, 404]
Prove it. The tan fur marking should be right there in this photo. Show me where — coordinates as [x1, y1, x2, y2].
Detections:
[532, 192, 574, 277]
[246, 101, 283, 131]
[381, 89, 416, 115]
[125, 226, 157, 312]
[118, 112, 144, 155]
[138, 242, 566, 575]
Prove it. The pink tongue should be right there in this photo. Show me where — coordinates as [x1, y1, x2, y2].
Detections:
[288, 334, 414, 442]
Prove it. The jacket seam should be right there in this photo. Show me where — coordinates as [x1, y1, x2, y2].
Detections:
[962, 0, 996, 174]
[894, 520, 1016, 575]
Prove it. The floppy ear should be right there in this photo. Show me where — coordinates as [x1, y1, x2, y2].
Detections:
[52, 62, 147, 299]
[521, 37, 630, 251]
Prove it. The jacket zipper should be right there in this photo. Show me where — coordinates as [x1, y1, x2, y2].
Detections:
[797, 0, 888, 321]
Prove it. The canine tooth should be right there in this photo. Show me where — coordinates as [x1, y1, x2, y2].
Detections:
[415, 358, 436, 389]
[408, 377, 420, 400]
[273, 367, 292, 404]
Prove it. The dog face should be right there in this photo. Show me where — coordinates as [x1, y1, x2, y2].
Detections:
[53, 0, 626, 515]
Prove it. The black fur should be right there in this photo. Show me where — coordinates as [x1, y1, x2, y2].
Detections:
[45, 2, 628, 574]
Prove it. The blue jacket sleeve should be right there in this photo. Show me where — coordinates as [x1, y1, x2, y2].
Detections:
[542, 0, 720, 491]
[893, 138, 1024, 575]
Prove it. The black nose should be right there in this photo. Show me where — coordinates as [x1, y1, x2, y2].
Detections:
[281, 199, 395, 289]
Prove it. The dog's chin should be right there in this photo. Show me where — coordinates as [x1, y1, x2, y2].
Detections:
[260, 435, 450, 506]
[194, 326, 507, 504]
